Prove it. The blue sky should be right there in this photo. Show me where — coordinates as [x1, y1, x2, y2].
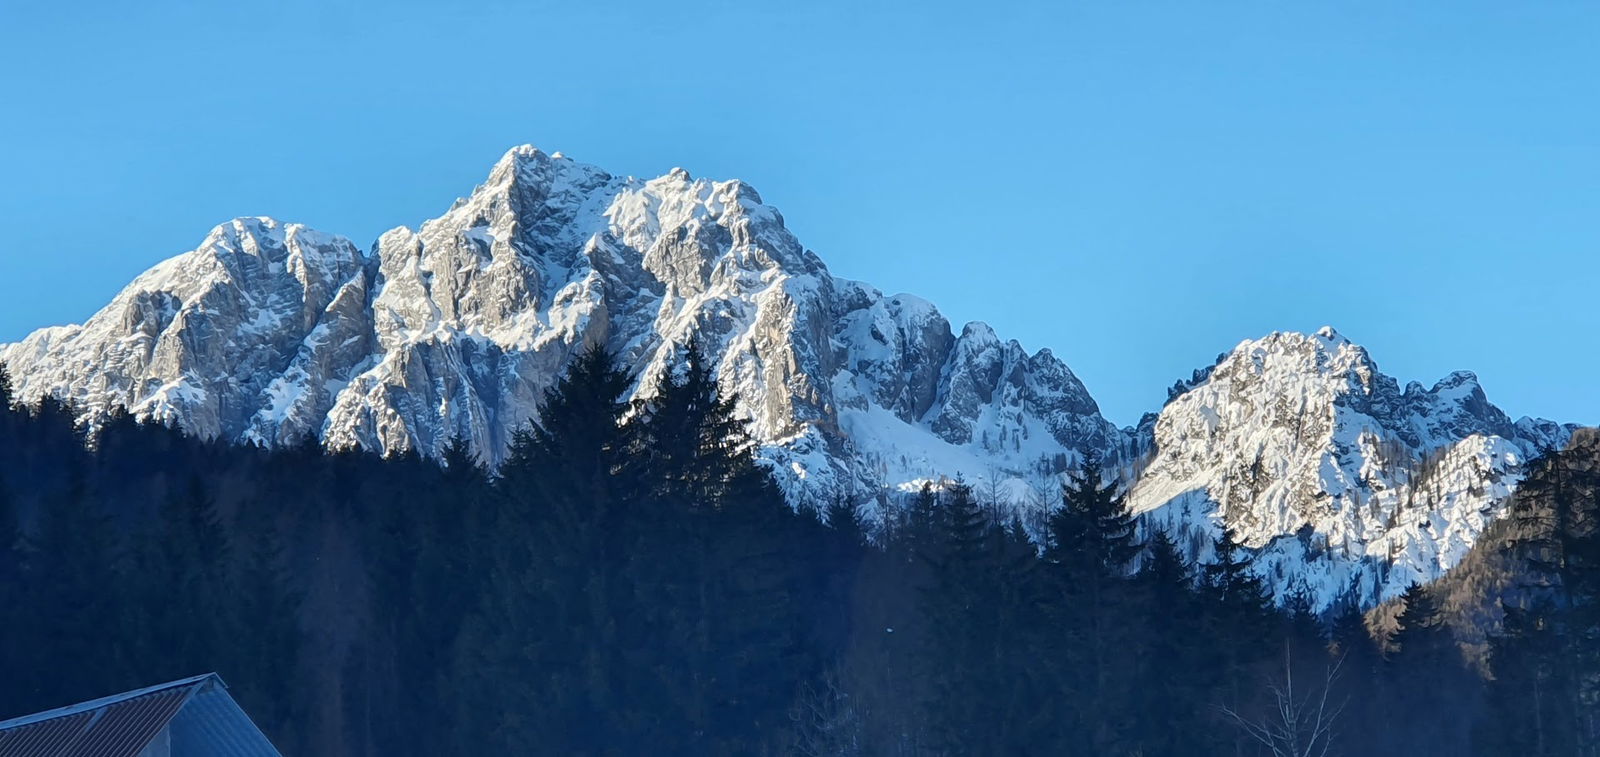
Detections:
[1, 1, 1595, 426]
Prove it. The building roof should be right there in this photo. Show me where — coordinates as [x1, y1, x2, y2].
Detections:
[0, 673, 282, 757]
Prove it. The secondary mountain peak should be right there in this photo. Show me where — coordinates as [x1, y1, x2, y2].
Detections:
[1129, 326, 1571, 608]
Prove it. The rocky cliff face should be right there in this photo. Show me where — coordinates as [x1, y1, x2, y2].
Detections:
[1128, 328, 1573, 608]
[3, 218, 372, 443]
[1, 146, 1573, 610]
[3, 146, 1121, 506]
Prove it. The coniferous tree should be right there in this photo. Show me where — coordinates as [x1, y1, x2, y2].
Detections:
[1327, 603, 1385, 756]
[458, 344, 643, 754]
[404, 436, 490, 756]
[988, 515, 1057, 751]
[1388, 583, 1448, 660]
[1201, 527, 1275, 752]
[130, 476, 234, 684]
[237, 505, 301, 734]
[842, 488, 937, 754]
[0, 470, 25, 719]
[21, 464, 134, 706]
[0, 470, 19, 592]
[1477, 599, 1578, 756]
[353, 456, 435, 757]
[1132, 531, 1208, 757]
[919, 481, 990, 748]
[676, 345, 808, 753]
[1478, 444, 1600, 754]
[11, 344, 1600, 756]
[1041, 454, 1139, 753]
[919, 485, 1050, 753]
[899, 483, 945, 571]
[808, 496, 868, 659]
[1048, 454, 1139, 577]
[626, 343, 755, 752]
[1383, 583, 1476, 754]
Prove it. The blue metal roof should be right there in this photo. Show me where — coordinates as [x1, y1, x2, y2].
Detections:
[166, 684, 284, 757]
[0, 674, 215, 733]
[0, 673, 283, 757]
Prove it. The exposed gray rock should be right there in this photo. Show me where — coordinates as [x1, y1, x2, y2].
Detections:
[1129, 327, 1575, 610]
[2, 146, 1118, 506]
[2, 148, 1575, 611]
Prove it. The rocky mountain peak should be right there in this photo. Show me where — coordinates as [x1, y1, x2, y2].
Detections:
[1130, 325, 1571, 609]
[0, 149, 1576, 611]
[3, 147, 1121, 509]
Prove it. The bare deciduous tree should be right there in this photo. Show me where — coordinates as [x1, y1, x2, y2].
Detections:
[1221, 643, 1347, 757]
[787, 669, 863, 757]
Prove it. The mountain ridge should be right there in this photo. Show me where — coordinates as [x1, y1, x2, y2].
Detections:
[1, 144, 1573, 610]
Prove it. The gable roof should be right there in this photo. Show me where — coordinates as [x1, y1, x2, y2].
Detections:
[0, 673, 279, 757]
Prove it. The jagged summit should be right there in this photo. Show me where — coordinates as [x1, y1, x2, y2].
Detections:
[3, 147, 1118, 508]
[5, 217, 368, 440]
[0, 147, 1575, 610]
[1129, 326, 1572, 608]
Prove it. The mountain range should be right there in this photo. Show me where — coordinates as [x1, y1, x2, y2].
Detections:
[2, 145, 1575, 610]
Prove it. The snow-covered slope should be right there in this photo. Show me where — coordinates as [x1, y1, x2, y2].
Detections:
[1, 146, 1573, 610]
[3, 218, 373, 442]
[2, 146, 1123, 505]
[1128, 328, 1573, 609]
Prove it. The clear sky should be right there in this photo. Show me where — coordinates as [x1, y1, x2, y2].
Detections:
[1, 1, 1595, 427]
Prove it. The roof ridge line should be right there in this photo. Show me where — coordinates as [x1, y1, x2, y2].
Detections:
[0, 672, 219, 731]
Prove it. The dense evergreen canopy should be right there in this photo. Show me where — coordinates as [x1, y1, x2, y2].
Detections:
[0, 358, 1591, 755]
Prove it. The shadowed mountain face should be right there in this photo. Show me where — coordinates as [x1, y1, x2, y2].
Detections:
[1, 146, 1573, 610]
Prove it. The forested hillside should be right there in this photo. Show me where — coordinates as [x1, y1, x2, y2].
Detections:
[0, 355, 1592, 755]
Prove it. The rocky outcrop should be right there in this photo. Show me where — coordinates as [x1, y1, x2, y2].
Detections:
[1128, 327, 1573, 609]
[3, 218, 371, 442]
[3, 146, 1119, 505]
[2, 147, 1575, 610]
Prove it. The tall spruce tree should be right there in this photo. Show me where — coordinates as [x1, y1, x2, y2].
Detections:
[651, 342, 809, 754]
[1479, 443, 1600, 755]
[919, 485, 1050, 753]
[808, 496, 867, 659]
[1384, 583, 1476, 754]
[1387, 583, 1449, 661]
[457, 344, 653, 753]
[1477, 599, 1578, 756]
[1327, 602, 1385, 756]
[1132, 531, 1209, 757]
[1042, 454, 1139, 753]
[626, 342, 738, 750]
[1201, 527, 1275, 752]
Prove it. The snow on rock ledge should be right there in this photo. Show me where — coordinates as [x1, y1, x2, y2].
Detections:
[1, 149, 1576, 611]
[1, 146, 1122, 509]
[1128, 328, 1572, 610]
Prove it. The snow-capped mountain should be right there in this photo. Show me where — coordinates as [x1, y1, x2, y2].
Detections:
[2, 220, 372, 443]
[2, 146, 1124, 507]
[1, 146, 1573, 609]
[1128, 328, 1572, 609]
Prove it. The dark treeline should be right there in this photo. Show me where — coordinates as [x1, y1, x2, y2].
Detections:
[1471, 433, 1600, 755]
[0, 356, 1595, 755]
